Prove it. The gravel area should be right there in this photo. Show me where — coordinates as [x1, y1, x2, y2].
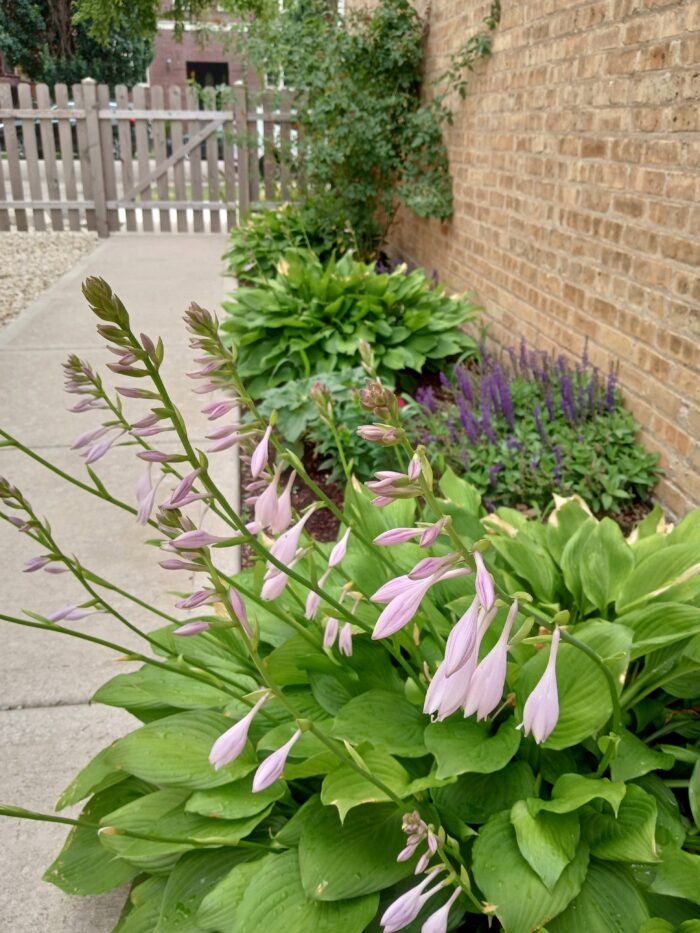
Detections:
[0, 231, 98, 328]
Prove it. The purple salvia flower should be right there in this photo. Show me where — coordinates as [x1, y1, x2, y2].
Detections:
[439, 371, 451, 391]
[545, 386, 555, 421]
[209, 693, 270, 770]
[172, 529, 227, 550]
[250, 424, 272, 478]
[415, 386, 438, 413]
[463, 601, 518, 720]
[521, 626, 561, 743]
[606, 368, 618, 413]
[228, 586, 253, 638]
[421, 889, 461, 933]
[174, 620, 210, 636]
[455, 365, 473, 404]
[587, 369, 599, 415]
[553, 446, 563, 487]
[252, 729, 302, 792]
[560, 372, 576, 424]
[328, 527, 351, 569]
[488, 462, 504, 487]
[339, 622, 353, 656]
[380, 869, 444, 933]
[534, 403, 546, 440]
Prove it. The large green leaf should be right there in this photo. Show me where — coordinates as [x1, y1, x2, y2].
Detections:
[580, 519, 635, 616]
[530, 773, 626, 818]
[515, 622, 632, 750]
[114, 877, 167, 933]
[585, 784, 658, 863]
[321, 749, 412, 821]
[617, 603, 700, 659]
[424, 717, 521, 779]
[511, 803, 581, 890]
[155, 849, 249, 933]
[648, 846, 700, 906]
[331, 690, 427, 757]
[93, 665, 231, 712]
[185, 773, 286, 820]
[472, 811, 589, 932]
[109, 710, 258, 789]
[44, 781, 142, 895]
[546, 499, 594, 565]
[298, 802, 411, 900]
[560, 519, 597, 614]
[616, 543, 700, 613]
[56, 743, 126, 810]
[235, 850, 378, 932]
[439, 467, 481, 515]
[432, 761, 536, 828]
[490, 534, 561, 603]
[606, 730, 674, 782]
[196, 861, 259, 930]
[547, 860, 650, 932]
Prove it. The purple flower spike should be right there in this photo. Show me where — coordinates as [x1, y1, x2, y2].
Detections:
[252, 729, 301, 792]
[521, 627, 561, 743]
[422, 888, 461, 933]
[380, 869, 444, 933]
[209, 693, 270, 770]
[174, 620, 210, 637]
[474, 552, 495, 612]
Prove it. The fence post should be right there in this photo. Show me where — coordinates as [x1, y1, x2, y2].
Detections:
[81, 78, 109, 238]
[233, 84, 250, 220]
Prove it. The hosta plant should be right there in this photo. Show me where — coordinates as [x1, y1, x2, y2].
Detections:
[1, 281, 699, 933]
[221, 250, 479, 396]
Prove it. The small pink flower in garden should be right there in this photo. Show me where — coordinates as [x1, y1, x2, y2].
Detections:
[175, 589, 216, 610]
[374, 527, 422, 546]
[339, 622, 353, 656]
[23, 556, 52, 573]
[71, 425, 111, 451]
[228, 586, 253, 638]
[159, 558, 203, 572]
[463, 601, 518, 721]
[84, 429, 125, 464]
[323, 616, 339, 648]
[172, 529, 227, 550]
[270, 469, 296, 535]
[135, 465, 162, 525]
[474, 551, 495, 612]
[328, 527, 351, 568]
[252, 729, 302, 792]
[209, 693, 269, 770]
[201, 398, 237, 420]
[520, 627, 561, 744]
[421, 889, 461, 933]
[371, 572, 445, 639]
[47, 605, 95, 623]
[254, 463, 283, 531]
[380, 868, 445, 933]
[419, 517, 446, 548]
[357, 424, 403, 445]
[261, 509, 315, 599]
[407, 453, 421, 481]
[174, 620, 210, 636]
[250, 424, 272, 478]
[443, 596, 479, 676]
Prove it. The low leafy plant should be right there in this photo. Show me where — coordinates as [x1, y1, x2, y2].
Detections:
[221, 251, 479, 396]
[2, 283, 699, 933]
[223, 202, 354, 285]
[409, 340, 661, 516]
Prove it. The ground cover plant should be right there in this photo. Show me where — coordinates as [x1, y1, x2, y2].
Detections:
[1, 281, 699, 932]
[409, 340, 661, 518]
[221, 250, 479, 396]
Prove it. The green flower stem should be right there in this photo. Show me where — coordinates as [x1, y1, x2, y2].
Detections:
[0, 804, 275, 851]
[436, 845, 483, 913]
[0, 613, 241, 697]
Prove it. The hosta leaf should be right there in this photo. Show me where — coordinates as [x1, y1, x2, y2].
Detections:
[585, 784, 658, 862]
[331, 690, 427, 757]
[114, 877, 167, 933]
[155, 849, 249, 933]
[515, 622, 632, 750]
[236, 850, 378, 932]
[472, 811, 589, 932]
[648, 846, 700, 905]
[580, 519, 635, 615]
[530, 773, 627, 818]
[93, 665, 230, 711]
[606, 730, 674, 782]
[560, 519, 597, 613]
[321, 749, 411, 820]
[511, 803, 581, 890]
[439, 466, 481, 515]
[619, 603, 700, 659]
[196, 861, 259, 930]
[432, 760, 536, 827]
[109, 710, 258, 789]
[56, 744, 126, 810]
[616, 543, 700, 613]
[298, 802, 411, 900]
[424, 717, 521, 779]
[185, 773, 286, 820]
[547, 861, 650, 932]
[490, 534, 561, 603]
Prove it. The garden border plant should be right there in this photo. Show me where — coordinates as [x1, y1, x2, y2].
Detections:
[0, 281, 699, 932]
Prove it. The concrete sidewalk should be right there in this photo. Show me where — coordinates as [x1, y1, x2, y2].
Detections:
[0, 233, 232, 930]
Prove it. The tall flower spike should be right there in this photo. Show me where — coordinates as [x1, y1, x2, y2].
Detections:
[250, 424, 272, 478]
[463, 601, 518, 721]
[252, 729, 301, 792]
[520, 627, 561, 744]
[209, 693, 269, 770]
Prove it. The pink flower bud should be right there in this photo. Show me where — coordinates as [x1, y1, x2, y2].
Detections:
[520, 627, 561, 744]
[209, 693, 269, 770]
[250, 424, 272, 478]
[339, 622, 353, 656]
[174, 620, 210, 636]
[463, 601, 518, 721]
[328, 527, 351, 568]
[252, 729, 301, 792]
[474, 551, 495, 611]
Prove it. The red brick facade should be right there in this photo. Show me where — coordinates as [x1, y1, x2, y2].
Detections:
[350, 0, 700, 517]
[148, 27, 256, 93]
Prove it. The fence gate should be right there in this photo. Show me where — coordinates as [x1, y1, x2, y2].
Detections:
[0, 79, 298, 235]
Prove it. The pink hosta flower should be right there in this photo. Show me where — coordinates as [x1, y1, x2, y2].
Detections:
[136, 465, 163, 525]
[328, 527, 351, 568]
[306, 568, 331, 620]
[71, 425, 111, 450]
[209, 693, 269, 770]
[397, 812, 440, 874]
[380, 869, 444, 933]
[84, 429, 125, 464]
[23, 556, 52, 573]
[463, 601, 518, 721]
[520, 627, 561, 744]
[419, 518, 447, 548]
[175, 589, 216, 610]
[261, 510, 315, 600]
[167, 469, 202, 509]
[443, 596, 479, 676]
[208, 432, 245, 453]
[374, 527, 423, 546]
[357, 424, 403, 446]
[254, 464, 283, 531]
[252, 729, 301, 792]
[250, 424, 272, 478]
[474, 551, 495, 612]
[422, 889, 460, 933]
[407, 454, 422, 481]
[201, 399, 237, 421]
[270, 470, 296, 535]
[159, 558, 203, 572]
[323, 616, 339, 648]
[174, 619, 210, 637]
[172, 529, 227, 550]
[228, 586, 253, 638]
[339, 622, 353, 656]
[47, 605, 95, 623]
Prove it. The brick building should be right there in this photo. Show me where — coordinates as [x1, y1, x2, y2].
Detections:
[148, 21, 257, 93]
[349, 0, 700, 517]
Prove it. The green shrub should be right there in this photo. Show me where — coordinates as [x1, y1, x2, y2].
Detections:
[223, 202, 354, 284]
[221, 251, 479, 396]
[408, 342, 660, 515]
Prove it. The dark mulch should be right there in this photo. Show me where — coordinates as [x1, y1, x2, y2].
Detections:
[595, 499, 654, 536]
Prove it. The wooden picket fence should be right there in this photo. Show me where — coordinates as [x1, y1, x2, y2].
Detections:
[0, 79, 299, 236]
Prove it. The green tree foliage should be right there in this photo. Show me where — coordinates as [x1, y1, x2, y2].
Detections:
[0, 0, 154, 88]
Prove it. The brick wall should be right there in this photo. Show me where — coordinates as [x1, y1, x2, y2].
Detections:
[353, 0, 700, 517]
